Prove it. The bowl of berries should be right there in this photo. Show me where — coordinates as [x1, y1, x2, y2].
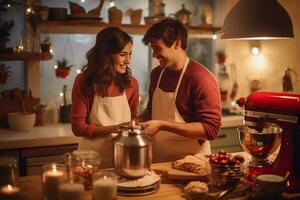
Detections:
[207, 150, 245, 188]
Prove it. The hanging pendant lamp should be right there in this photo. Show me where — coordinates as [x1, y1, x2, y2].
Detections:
[221, 0, 294, 40]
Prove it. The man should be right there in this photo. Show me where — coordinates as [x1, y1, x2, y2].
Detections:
[138, 18, 221, 162]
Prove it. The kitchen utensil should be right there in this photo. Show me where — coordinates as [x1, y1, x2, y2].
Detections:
[112, 121, 152, 178]
[14, 88, 26, 115]
[236, 91, 300, 194]
[229, 63, 239, 100]
[282, 67, 297, 92]
[60, 85, 71, 123]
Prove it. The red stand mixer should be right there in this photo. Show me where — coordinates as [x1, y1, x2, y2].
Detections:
[237, 91, 300, 194]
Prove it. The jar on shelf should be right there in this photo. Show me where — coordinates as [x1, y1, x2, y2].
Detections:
[65, 150, 100, 190]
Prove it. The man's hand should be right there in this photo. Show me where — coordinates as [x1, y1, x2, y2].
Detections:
[139, 120, 162, 136]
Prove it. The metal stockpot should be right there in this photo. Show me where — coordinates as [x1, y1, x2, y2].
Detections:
[112, 122, 152, 178]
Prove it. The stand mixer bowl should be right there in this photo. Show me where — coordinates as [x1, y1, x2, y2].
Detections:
[237, 125, 282, 166]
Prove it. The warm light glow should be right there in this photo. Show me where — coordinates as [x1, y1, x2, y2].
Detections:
[7, 185, 13, 191]
[252, 54, 265, 71]
[212, 34, 217, 40]
[50, 49, 53, 54]
[26, 7, 34, 15]
[109, 1, 115, 7]
[54, 65, 58, 69]
[251, 47, 260, 55]
[76, 69, 81, 74]
[59, 92, 63, 97]
[81, 0, 85, 2]
[231, 101, 236, 107]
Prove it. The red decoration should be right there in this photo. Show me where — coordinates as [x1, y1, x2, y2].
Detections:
[55, 68, 70, 78]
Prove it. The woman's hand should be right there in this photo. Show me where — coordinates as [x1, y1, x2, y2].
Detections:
[113, 121, 130, 132]
[139, 120, 162, 136]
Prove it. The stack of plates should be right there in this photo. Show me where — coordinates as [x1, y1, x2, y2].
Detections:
[118, 181, 160, 196]
[117, 170, 161, 196]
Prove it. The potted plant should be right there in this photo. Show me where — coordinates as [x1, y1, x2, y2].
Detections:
[0, 63, 11, 84]
[40, 36, 51, 53]
[0, 20, 14, 49]
[55, 59, 73, 78]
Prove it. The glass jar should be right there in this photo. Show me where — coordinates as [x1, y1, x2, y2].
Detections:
[65, 150, 100, 190]
[0, 156, 18, 187]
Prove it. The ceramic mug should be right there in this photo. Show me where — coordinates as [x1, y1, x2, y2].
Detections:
[256, 174, 285, 195]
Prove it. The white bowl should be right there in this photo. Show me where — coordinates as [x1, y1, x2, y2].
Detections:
[8, 112, 36, 131]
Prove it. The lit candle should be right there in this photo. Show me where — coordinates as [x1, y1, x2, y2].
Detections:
[0, 184, 21, 200]
[43, 164, 65, 200]
[58, 182, 84, 200]
[93, 177, 117, 200]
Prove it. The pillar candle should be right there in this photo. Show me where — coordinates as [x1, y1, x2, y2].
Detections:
[92, 178, 117, 200]
[43, 165, 64, 200]
[58, 182, 84, 200]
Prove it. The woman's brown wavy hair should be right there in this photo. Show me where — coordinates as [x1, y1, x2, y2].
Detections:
[82, 27, 133, 96]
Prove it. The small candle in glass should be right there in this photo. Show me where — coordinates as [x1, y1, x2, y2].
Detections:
[92, 171, 117, 200]
[0, 184, 21, 200]
[0, 156, 18, 187]
[58, 181, 84, 200]
[43, 163, 65, 200]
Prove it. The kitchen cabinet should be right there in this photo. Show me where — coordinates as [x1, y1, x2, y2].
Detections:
[0, 144, 77, 176]
[20, 144, 77, 176]
[210, 127, 243, 153]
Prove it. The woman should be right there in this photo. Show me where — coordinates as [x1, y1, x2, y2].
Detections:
[71, 27, 139, 168]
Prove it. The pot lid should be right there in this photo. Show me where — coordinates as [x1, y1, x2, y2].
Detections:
[113, 121, 152, 147]
[176, 4, 191, 15]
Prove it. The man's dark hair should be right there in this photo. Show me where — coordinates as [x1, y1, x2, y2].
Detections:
[142, 18, 188, 50]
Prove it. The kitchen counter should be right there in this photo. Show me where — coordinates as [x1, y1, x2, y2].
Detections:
[16, 160, 300, 200]
[0, 123, 79, 150]
[0, 115, 243, 150]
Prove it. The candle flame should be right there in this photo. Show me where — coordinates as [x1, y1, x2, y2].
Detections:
[7, 185, 12, 191]
[52, 164, 57, 173]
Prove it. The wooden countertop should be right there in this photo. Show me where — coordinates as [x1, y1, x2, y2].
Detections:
[17, 156, 300, 200]
[0, 115, 243, 150]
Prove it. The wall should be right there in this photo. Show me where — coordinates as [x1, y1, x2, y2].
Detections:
[224, 0, 300, 99]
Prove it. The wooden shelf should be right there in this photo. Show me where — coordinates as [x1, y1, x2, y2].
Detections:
[36, 20, 222, 36]
[0, 51, 52, 61]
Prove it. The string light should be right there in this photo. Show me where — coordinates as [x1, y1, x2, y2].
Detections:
[212, 34, 217, 40]
[59, 92, 63, 97]
[76, 69, 81, 74]
[26, 7, 34, 15]
[54, 65, 58, 69]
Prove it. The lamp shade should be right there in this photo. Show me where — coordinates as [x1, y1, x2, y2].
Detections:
[221, 0, 294, 40]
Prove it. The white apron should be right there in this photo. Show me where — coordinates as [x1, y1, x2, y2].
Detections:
[152, 58, 211, 163]
[78, 92, 131, 168]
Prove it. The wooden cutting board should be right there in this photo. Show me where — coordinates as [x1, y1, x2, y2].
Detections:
[151, 162, 209, 181]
